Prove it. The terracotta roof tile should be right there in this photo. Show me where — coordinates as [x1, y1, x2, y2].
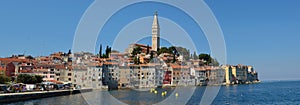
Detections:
[171, 65, 189, 69]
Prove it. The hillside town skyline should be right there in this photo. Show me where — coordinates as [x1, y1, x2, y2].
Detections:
[0, 12, 259, 91]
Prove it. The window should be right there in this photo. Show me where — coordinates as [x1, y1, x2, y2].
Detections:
[68, 73, 72, 76]
[50, 75, 54, 78]
[68, 78, 71, 81]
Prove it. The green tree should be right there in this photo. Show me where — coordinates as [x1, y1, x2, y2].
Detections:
[171, 46, 191, 60]
[0, 75, 11, 84]
[198, 53, 211, 65]
[193, 51, 198, 60]
[158, 47, 170, 54]
[146, 45, 150, 54]
[150, 51, 154, 60]
[68, 49, 72, 55]
[167, 46, 177, 63]
[187, 49, 190, 59]
[99, 44, 102, 58]
[198, 53, 220, 66]
[34, 75, 43, 83]
[168, 46, 177, 55]
[26, 55, 34, 60]
[172, 54, 176, 63]
[102, 54, 108, 58]
[29, 76, 37, 84]
[17, 74, 43, 84]
[102, 45, 112, 58]
[106, 45, 109, 56]
[17, 74, 31, 83]
[131, 47, 142, 56]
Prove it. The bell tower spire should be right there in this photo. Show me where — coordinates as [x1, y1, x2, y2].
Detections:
[152, 11, 160, 51]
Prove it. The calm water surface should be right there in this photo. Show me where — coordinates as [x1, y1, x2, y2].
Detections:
[5, 81, 300, 105]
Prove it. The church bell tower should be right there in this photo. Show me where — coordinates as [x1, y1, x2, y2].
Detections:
[152, 11, 160, 51]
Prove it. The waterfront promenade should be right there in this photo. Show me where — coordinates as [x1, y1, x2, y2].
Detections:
[0, 88, 92, 103]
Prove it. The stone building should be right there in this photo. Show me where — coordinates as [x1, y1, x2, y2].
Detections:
[152, 11, 160, 51]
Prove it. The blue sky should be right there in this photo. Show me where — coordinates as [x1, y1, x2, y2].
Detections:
[0, 0, 299, 81]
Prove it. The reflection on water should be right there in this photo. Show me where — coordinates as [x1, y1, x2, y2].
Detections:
[109, 88, 174, 105]
[5, 94, 89, 105]
[5, 81, 300, 105]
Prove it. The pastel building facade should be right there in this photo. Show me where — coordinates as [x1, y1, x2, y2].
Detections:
[223, 65, 259, 84]
[170, 65, 193, 86]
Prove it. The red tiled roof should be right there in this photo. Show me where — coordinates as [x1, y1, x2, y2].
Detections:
[87, 62, 102, 66]
[0, 58, 30, 64]
[19, 70, 33, 73]
[133, 43, 151, 48]
[171, 65, 189, 69]
[54, 64, 66, 69]
[103, 62, 118, 65]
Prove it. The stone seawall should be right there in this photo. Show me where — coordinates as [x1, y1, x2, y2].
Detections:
[0, 89, 92, 103]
